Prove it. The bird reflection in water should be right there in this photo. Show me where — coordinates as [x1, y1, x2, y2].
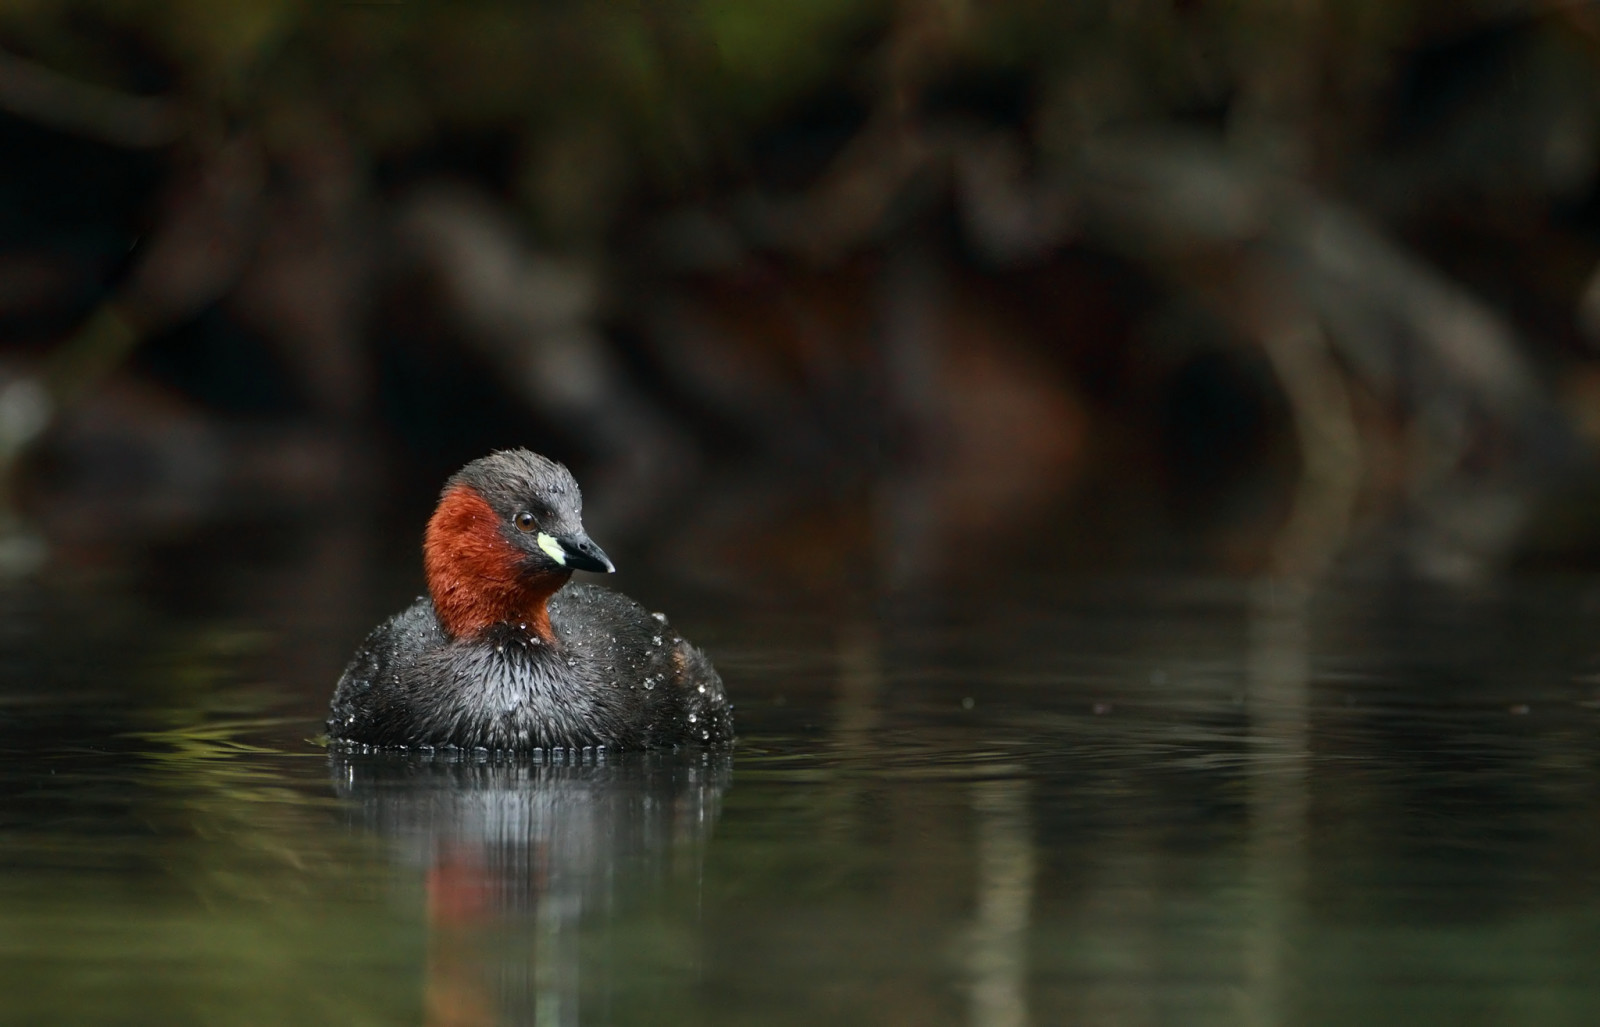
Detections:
[332, 749, 731, 1026]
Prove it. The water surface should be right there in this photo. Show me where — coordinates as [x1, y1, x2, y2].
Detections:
[3, 565, 1600, 1025]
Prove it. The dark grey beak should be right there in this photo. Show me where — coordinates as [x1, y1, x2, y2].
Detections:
[557, 533, 615, 573]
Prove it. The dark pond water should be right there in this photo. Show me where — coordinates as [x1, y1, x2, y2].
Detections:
[4, 543, 1600, 1025]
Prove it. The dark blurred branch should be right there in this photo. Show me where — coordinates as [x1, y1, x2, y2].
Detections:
[0, 47, 180, 148]
[1058, 131, 1562, 577]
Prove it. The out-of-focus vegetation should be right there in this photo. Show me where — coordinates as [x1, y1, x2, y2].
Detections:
[4, 0, 1600, 586]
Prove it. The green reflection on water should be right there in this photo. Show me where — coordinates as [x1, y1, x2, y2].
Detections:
[0, 745, 424, 1025]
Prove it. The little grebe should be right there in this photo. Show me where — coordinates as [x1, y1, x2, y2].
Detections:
[328, 449, 733, 751]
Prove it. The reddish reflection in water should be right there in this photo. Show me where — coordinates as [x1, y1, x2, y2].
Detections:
[333, 750, 729, 1027]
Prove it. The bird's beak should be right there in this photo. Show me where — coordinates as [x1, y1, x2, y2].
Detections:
[537, 531, 615, 573]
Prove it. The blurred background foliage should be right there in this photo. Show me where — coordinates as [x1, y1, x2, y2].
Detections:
[4, 0, 1600, 591]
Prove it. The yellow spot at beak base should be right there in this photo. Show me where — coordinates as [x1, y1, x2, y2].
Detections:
[536, 532, 566, 565]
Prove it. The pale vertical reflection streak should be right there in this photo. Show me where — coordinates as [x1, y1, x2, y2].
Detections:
[968, 778, 1035, 1027]
[1241, 585, 1313, 1027]
[534, 893, 579, 1027]
[824, 622, 883, 841]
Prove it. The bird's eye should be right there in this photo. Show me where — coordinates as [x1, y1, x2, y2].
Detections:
[514, 512, 538, 532]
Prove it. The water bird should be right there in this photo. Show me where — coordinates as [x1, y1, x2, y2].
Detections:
[328, 449, 733, 751]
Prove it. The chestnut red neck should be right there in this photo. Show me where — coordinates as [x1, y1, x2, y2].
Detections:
[423, 484, 568, 642]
